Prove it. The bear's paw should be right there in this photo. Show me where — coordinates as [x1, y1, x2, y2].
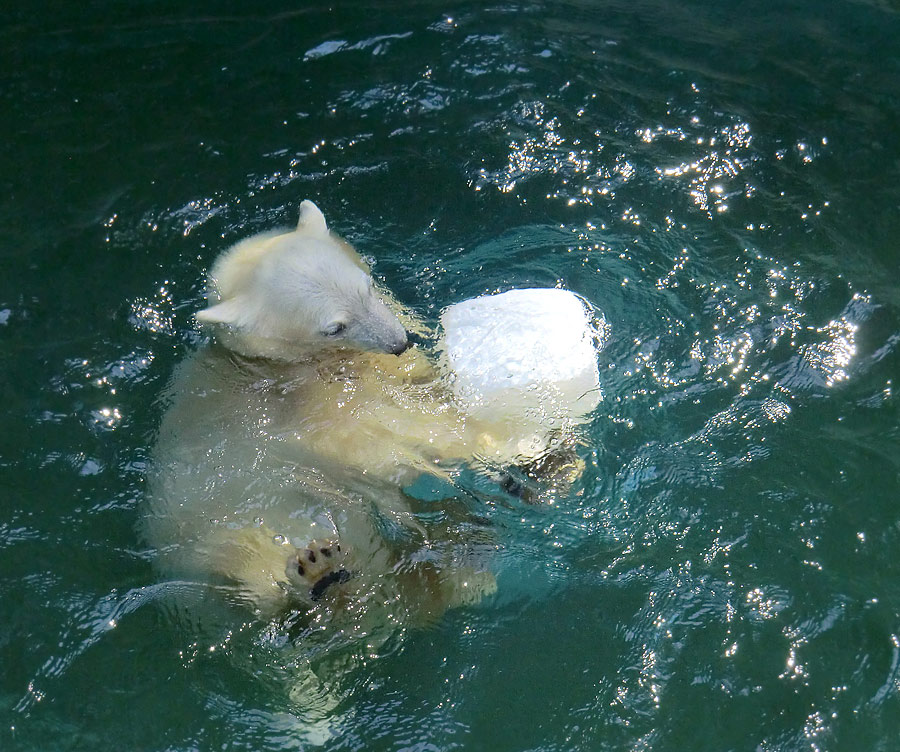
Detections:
[285, 539, 352, 601]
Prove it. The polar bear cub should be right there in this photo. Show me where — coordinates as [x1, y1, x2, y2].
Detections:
[147, 201, 503, 619]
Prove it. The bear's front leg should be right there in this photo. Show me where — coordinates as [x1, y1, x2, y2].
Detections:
[494, 441, 587, 503]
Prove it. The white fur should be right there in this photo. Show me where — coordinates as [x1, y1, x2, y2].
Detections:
[146, 202, 513, 625]
[196, 200, 409, 360]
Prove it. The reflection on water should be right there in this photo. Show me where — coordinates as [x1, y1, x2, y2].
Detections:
[2, 0, 900, 750]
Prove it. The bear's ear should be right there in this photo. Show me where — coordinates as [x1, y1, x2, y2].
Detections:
[195, 297, 247, 326]
[296, 200, 328, 237]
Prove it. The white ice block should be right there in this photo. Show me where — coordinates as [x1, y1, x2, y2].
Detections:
[439, 288, 603, 426]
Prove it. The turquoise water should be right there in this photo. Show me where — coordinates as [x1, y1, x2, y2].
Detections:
[2, 1, 900, 749]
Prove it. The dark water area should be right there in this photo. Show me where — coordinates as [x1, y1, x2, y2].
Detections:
[2, 1, 899, 749]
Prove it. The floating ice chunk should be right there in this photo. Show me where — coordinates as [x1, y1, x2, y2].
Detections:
[439, 288, 603, 425]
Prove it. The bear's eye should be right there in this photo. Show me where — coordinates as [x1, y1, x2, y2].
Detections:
[323, 322, 347, 337]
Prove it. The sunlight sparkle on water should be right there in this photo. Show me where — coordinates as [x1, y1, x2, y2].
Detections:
[656, 121, 752, 216]
[746, 587, 783, 620]
[129, 285, 175, 335]
[92, 407, 123, 430]
[800, 315, 859, 387]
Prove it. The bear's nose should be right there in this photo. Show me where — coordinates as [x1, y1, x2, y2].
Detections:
[390, 338, 411, 356]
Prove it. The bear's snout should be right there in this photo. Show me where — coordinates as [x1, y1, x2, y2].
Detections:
[389, 337, 411, 356]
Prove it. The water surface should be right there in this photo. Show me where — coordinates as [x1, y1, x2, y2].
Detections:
[2, 1, 899, 750]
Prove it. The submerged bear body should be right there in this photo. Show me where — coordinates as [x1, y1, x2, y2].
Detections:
[145, 202, 530, 619]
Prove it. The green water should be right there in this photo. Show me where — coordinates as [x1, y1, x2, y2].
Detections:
[2, 1, 899, 749]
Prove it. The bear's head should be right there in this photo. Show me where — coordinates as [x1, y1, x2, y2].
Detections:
[196, 201, 410, 360]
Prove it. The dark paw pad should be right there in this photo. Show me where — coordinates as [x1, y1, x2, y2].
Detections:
[310, 569, 352, 601]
